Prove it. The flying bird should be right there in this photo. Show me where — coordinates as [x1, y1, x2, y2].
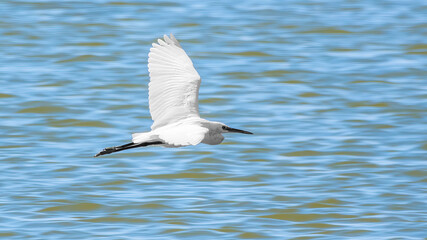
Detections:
[95, 34, 252, 157]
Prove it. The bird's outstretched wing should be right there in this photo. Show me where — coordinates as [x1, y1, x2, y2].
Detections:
[148, 34, 201, 130]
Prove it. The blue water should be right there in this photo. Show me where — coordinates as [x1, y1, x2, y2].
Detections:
[1, 0, 426, 239]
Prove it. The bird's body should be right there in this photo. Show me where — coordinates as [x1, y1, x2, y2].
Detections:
[95, 34, 252, 157]
[132, 117, 224, 147]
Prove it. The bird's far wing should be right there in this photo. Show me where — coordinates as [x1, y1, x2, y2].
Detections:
[158, 124, 208, 147]
[148, 34, 201, 130]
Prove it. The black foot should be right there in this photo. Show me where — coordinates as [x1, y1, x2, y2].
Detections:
[94, 147, 117, 157]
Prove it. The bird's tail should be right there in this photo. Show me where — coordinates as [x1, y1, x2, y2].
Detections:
[94, 141, 163, 157]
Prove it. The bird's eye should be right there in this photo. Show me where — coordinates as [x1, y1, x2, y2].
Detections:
[222, 126, 226, 130]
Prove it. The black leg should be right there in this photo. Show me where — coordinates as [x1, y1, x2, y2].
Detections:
[94, 141, 163, 157]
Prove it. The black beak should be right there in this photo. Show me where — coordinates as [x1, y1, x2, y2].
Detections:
[225, 126, 253, 134]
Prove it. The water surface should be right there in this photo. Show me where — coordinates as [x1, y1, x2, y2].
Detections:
[1, 0, 426, 239]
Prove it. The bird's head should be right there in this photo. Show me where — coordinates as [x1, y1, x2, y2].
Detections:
[218, 123, 253, 135]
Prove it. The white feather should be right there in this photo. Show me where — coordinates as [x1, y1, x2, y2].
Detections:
[132, 117, 209, 147]
[156, 121, 209, 147]
[148, 34, 201, 130]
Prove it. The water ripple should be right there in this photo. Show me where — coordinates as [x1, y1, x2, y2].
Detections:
[0, 0, 426, 239]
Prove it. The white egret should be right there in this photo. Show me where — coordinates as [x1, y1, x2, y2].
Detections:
[95, 34, 252, 157]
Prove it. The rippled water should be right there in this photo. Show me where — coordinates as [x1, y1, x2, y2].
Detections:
[1, 0, 426, 239]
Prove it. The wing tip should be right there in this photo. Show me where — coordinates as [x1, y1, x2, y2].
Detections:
[167, 33, 181, 48]
[157, 38, 167, 46]
[151, 34, 182, 49]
